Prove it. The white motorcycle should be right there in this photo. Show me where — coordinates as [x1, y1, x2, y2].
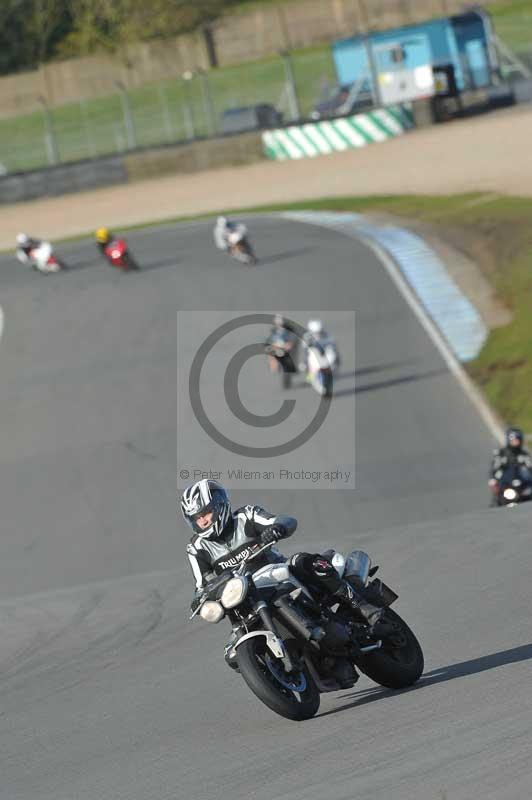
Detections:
[322, 337, 340, 373]
[306, 344, 334, 398]
[20, 241, 66, 273]
[300, 337, 340, 398]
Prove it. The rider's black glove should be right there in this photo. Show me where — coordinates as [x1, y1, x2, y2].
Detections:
[260, 525, 286, 546]
[190, 591, 204, 613]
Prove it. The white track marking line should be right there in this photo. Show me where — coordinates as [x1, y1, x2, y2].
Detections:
[0, 306, 4, 342]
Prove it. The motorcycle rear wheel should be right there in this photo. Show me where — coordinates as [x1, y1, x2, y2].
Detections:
[237, 637, 320, 721]
[322, 370, 333, 398]
[357, 609, 424, 689]
[241, 239, 257, 265]
[123, 253, 139, 270]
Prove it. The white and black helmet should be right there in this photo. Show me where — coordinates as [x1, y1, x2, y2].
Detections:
[181, 479, 231, 539]
[506, 426, 524, 452]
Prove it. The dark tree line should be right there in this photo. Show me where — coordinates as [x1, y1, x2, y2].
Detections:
[0, 0, 245, 75]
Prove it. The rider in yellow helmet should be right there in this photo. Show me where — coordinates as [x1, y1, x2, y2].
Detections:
[95, 227, 113, 254]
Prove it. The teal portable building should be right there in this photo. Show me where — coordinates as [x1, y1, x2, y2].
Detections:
[333, 9, 497, 98]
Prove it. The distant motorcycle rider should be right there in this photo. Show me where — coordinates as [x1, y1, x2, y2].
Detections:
[265, 313, 300, 375]
[269, 313, 298, 339]
[213, 216, 247, 252]
[489, 427, 532, 497]
[15, 232, 42, 265]
[299, 318, 339, 374]
[182, 479, 386, 670]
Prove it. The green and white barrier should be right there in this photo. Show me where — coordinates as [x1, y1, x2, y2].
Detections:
[263, 105, 413, 160]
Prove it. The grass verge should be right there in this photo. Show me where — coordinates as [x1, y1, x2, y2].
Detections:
[0, 46, 335, 173]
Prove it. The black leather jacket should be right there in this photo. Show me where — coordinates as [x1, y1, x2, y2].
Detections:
[490, 446, 532, 480]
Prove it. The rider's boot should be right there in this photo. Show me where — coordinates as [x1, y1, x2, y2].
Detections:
[331, 658, 359, 689]
[332, 581, 391, 634]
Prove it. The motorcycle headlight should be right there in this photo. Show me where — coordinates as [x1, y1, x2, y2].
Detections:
[200, 601, 225, 623]
[503, 488, 517, 501]
[221, 576, 248, 609]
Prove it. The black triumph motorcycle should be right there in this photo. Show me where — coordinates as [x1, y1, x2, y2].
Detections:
[190, 544, 424, 721]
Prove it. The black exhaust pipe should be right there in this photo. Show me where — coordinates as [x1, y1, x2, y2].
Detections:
[274, 594, 324, 642]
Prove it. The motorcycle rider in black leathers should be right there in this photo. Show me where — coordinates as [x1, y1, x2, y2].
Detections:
[265, 313, 300, 376]
[489, 427, 532, 502]
[182, 478, 386, 670]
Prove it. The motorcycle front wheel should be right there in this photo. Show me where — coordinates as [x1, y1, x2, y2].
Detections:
[312, 370, 333, 398]
[357, 609, 424, 689]
[237, 637, 320, 721]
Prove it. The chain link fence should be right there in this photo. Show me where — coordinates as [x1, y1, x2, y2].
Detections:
[0, 49, 338, 174]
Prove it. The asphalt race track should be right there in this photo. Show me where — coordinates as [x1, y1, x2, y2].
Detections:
[0, 218, 531, 800]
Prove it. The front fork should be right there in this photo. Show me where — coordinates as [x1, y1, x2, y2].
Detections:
[233, 601, 296, 673]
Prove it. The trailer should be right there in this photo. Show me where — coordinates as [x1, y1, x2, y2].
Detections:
[332, 9, 498, 107]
